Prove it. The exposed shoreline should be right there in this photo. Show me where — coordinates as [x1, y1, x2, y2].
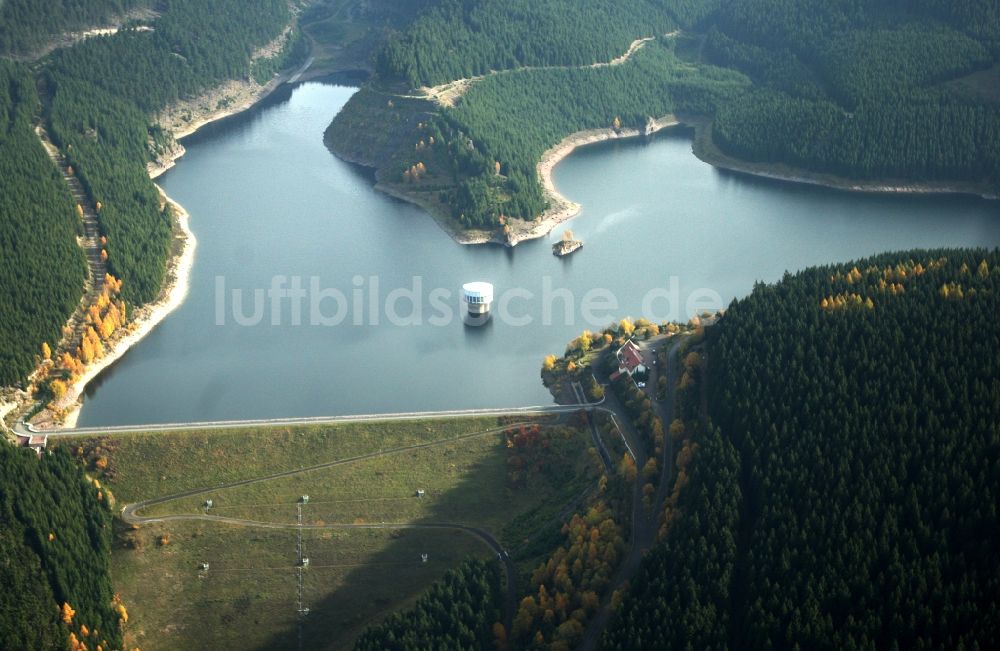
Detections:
[42, 55, 313, 429]
[523, 115, 680, 245]
[37, 62, 995, 426]
[531, 115, 997, 245]
[689, 118, 998, 202]
[378, 113, 995, 248]
[371, 116, 682, 247]
[54, 191, 195, 428]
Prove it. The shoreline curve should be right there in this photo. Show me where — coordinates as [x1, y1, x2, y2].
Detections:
[50, 67, 308, 428]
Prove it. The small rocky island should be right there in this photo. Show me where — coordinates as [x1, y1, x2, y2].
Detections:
[553, 229, 583, 257]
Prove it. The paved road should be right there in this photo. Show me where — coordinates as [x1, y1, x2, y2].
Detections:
[581, 334, 685, 650]
[17, 387, 654, 637]
[16, 404, 583, 437]
[572, 380, 613, 472]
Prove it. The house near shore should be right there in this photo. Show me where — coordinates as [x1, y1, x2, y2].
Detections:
[609, 339, 646, 382]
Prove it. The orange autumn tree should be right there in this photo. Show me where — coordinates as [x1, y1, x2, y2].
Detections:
[513, 503, 625, 649]
[48, 272, 128, 402]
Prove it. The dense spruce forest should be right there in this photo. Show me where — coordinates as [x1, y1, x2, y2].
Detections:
[329, 0, 1000, 231]
[44, 0, 292, 306]
[0, 0, 298, 385]
[439, 43, 748, 226]
[0, 445, 120, 650]
[0, 60, 86, 386]
[353, 559, 503, 650]
[376, 0, 677, 88]
[603, 249, 1000, 649]
[0, 0, 150, 55]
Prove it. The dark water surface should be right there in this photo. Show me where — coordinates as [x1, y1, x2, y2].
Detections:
[78, 82, 1000, 426]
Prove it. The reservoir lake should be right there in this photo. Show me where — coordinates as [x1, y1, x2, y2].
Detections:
[78, 81, 1000, 426]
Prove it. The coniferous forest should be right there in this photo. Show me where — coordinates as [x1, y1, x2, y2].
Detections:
[0, 445, 120, 650]
[353, 559, 503, 650]
[603, 249, 1000, 649]
[0, 60, 86, 386]
[2, 2, 999, 650]
[329, 0, 1000, 230]
[0, 0, 296, 385]
[0, 0, 151, 55]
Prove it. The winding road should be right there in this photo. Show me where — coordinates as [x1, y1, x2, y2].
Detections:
[94, 408, 619, 634]
[112, 420, 545, 631]
[16, 346, 684, 643]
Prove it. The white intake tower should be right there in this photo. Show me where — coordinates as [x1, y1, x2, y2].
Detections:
[463, 282, 494, 316]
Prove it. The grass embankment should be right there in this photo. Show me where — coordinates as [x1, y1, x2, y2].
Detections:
[60, 416, 600, 650]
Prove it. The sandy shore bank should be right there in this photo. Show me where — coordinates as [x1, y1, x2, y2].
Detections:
[51, 191, 195, 428]
[37, 64, 313, 428]
[509, 115, 680, 245]
[369, 116, 681, 247]
[689, 119, 998, 201]
[40, 45, 319, 427]
[148, 71, 302, 179]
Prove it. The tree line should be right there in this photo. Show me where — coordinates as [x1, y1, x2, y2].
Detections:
[603, 249, 1000, 648]
[0, 0, 149, 55]
[381, 41, 749, 228]
[700, 0, 1000, 186]
[353, 558, 503, 651]
[376, 0, 677, 88]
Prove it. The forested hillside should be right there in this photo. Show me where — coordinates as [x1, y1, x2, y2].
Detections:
[703, 0, 1000, 186]
[330, 40, 749, 229]
[0, 0, 150, 55]
[0, 60, 86, 386]
[0, 0, 297, 387]
[330, 0, 1000, 234]
[376, 0, 677, 87]
[44, 0, 292, 306]
[0, 445, 121, 650]
[603, 249, 1000, 649]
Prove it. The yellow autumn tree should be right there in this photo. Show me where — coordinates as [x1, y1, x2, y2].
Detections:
[50, 379, 68, 401]
[41, 342, 52, 360]
[542, 354, 557, 371]
[620, 453, 637, 482]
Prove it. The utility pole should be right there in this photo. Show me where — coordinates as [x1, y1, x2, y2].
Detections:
[296, 500, 309, 651]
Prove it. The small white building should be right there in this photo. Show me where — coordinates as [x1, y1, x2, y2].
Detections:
[463, 282, 494, 316]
